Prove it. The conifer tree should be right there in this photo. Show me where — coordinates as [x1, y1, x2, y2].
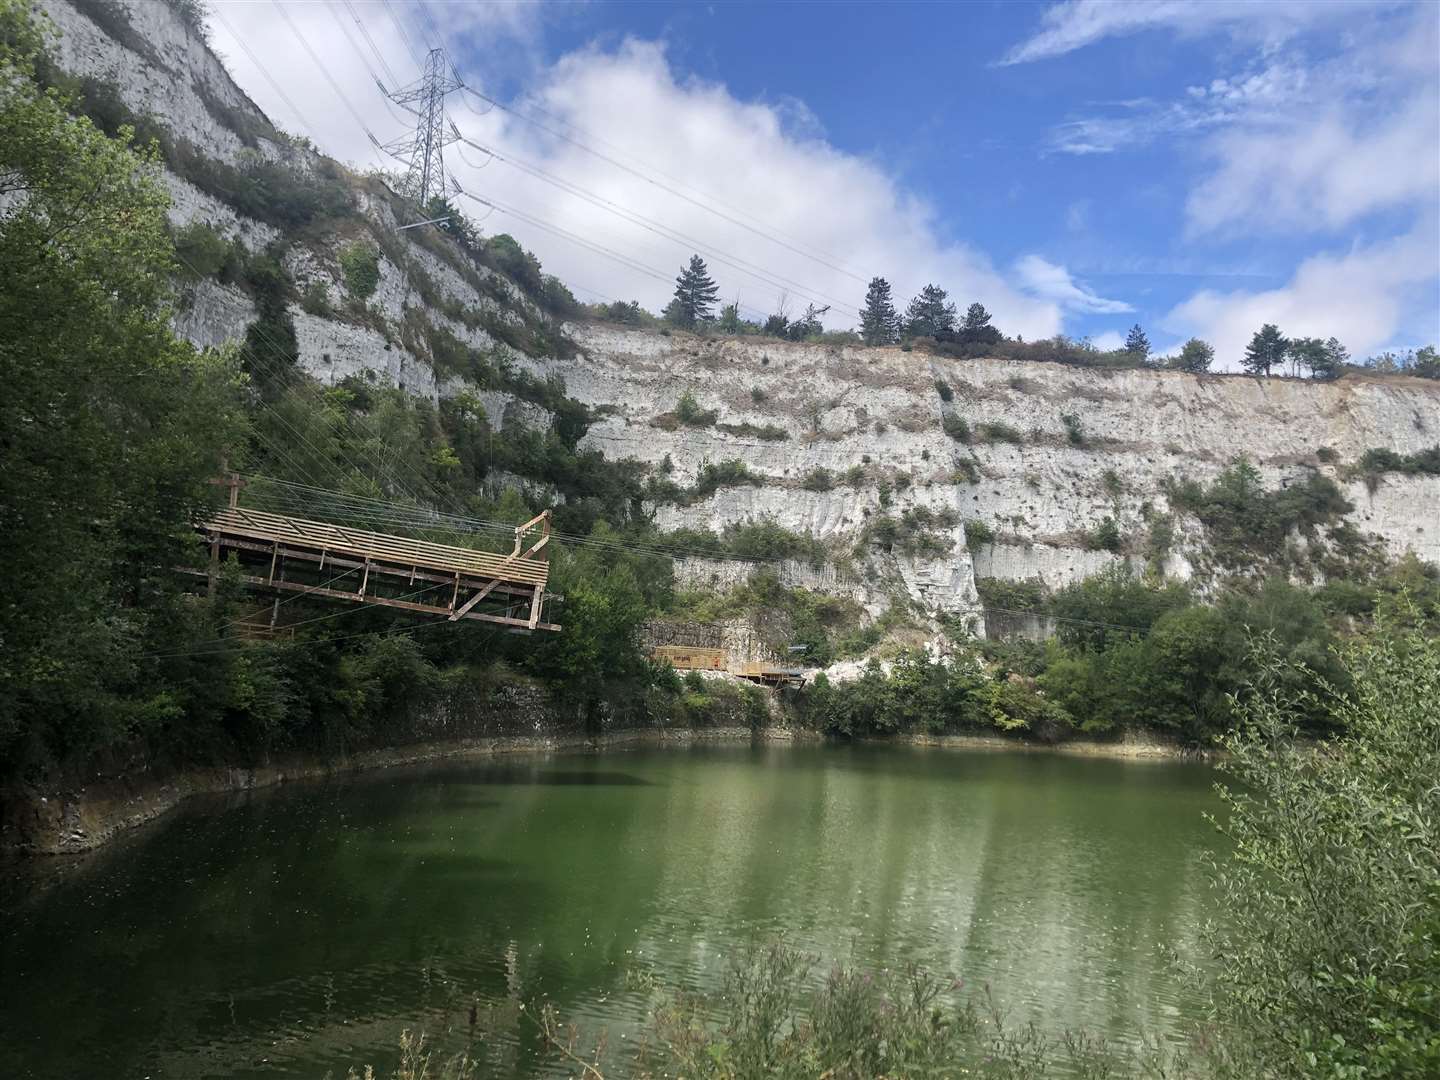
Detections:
[859, 277, 900, 345]
[959, 302, 1001, 346]
[1243, 324, 1288, 377]
[904, 284, 957, 339]
[669, 254, 719, 328]
[1175, 338, 1215, 373]
[1124, 324, 1150, 358]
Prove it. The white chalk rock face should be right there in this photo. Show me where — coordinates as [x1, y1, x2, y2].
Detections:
[45, 0, 1440, 628]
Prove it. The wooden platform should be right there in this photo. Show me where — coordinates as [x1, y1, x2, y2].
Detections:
[193, 502, 559, 632]
[651, 645, 729, 672]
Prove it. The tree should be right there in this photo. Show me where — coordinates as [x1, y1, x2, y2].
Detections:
[1242, 323, 1287, 376]
[0, 0, 243, 772]
[859, 277, 900, 345]
[959, 302, 1002, 346]
[1322, 336, 1350, 376]
[1205, 623, 1440, 1076]
[669, 254, 719, 328]
[1415, 344, 1440, 380]
[904, 284, 957, 339]
[717, 301, 741, 334]
[787, 303, 824, 341]
[1124, 324, 1150, 359]
[1286, 335, 1342, 380]
[1174, 337, 1215, 373]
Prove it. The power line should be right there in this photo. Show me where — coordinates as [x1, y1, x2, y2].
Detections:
[452, 88, 870, 287]
[451, 133, 862, 319]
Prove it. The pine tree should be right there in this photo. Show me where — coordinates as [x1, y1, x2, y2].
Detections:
[1243, 324, 1288, 376]
[1175, 338, 1215, 373]
[1287, 336, 1330, 379]
[670, 254, 719, 328]
[859, 277, 899, 345]
[1124, 324, 1150, 358]
[905, 284, 957, 339]
[959, 302, 1001, 346]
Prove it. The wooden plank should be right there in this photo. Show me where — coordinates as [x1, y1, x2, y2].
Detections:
[209, 537, 539, 597]
[450, 578, 501, 621]
[203, 510, 550, 583]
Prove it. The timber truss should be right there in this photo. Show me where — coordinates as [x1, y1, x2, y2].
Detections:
[192, 497, 559, 633]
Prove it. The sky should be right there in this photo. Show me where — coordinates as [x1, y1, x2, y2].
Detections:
[207, 0, 1440, 366]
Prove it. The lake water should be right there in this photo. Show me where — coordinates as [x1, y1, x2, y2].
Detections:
[0, 743, 1221, 1077]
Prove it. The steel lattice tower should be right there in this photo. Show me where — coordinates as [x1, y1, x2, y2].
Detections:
[376, 49, 462, 205]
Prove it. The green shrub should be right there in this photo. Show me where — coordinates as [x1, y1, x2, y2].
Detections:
[339, 241, 380, 300]
[1205, 624, 1440, 1078]
[934, 378, 953, 402]
[942, 412, 970, 442]
[1060, 412, 1085, 446]
[952, 458, 980, 484]
[801, 467, 834, 492]
[963, 519, 994, 550]
[977, 420, 1023, 444]
[975, 576, 1050, 613]
[716, 421, 787, 441]
[172, 221, 237, 280]
[300, 280, 332, 317]
[1080, 515, 1123, 552]
[1316, 446, 1337, 463]
[675, 390, 718, 427]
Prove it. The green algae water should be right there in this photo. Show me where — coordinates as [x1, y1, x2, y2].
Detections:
[1, 744, 1220, 1077]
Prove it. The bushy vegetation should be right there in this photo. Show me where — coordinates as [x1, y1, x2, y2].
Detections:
[1166, 457, 1354, 573]
[338, 240, 380, 300]
[859, 506, 960, 558]
[1204, 620, 1440, 1077]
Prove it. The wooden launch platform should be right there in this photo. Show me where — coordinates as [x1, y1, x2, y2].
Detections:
[194, 501, 559, 632]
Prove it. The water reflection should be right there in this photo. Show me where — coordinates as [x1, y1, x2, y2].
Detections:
[0, 744, 1219, 1078]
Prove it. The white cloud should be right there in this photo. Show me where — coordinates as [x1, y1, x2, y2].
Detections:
[1089, 329, 1126, 351]
[1186, 91, 1440, 236]
[1163, 222, 1440, 368]
[1014, 256, 1133, 314]
[1001, 0, 1384, 65]
[208, 6, 1062, 337]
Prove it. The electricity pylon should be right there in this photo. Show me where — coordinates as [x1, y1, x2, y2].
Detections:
[373, 48, 462, 206]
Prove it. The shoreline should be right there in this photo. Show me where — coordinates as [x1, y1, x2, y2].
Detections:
[1, 725, 1209, 857]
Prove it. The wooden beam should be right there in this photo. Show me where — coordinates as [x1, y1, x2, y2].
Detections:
[450, 578, 501, 621]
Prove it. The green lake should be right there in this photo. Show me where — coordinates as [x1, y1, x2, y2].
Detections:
[0, 743, 1222, 1077]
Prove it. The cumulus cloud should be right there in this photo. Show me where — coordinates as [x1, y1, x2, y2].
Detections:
[209, 5, 1062, 337]
[1014, 256, 1133, 314]
[1001, 0, 1384, 65]
[1163, 222, 1440, 368]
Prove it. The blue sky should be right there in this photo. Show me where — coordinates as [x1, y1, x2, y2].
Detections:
[212, 1, 1439, 364]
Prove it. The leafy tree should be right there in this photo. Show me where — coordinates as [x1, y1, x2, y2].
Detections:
[762, 312, 789, 337]
[1415, 344, 1440, 379]
[0, 0, 243, 773]
[669, 254, 720, 328]
[1205, 622, 1440, 1077]
[959, 302, 1001, 346]
[904, 284, 957, 339]
[1242, 323, 1287, 377]
[717, 301, 741, 334]
[1174, 337, 1215, 373]
[1123, 323, 1150, 359]
[1284, 335, 1336, 380]
[859, 277, 900, 345]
